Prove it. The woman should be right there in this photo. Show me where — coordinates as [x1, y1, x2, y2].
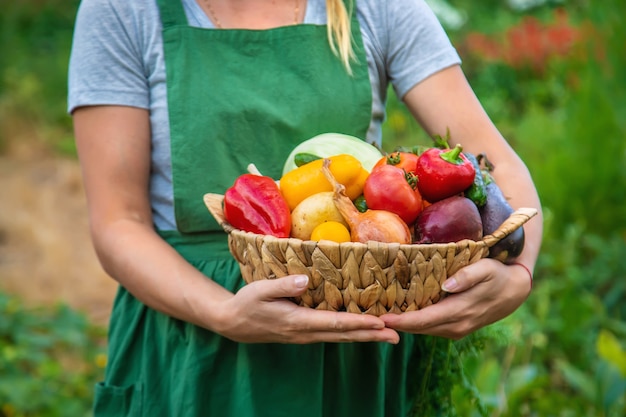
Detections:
[68, 0, 542, 415]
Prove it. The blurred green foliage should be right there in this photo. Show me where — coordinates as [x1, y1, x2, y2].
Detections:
[445, 0, 626, 415]
[0, 293, 106, 417]
[381, 0, 626, 415]
[1, 0, 625, 416]
[453, 224, 626, 416]
[0, 0, 79, 155]
[386, 0, 626, 238]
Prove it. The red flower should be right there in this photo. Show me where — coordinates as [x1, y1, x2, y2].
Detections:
[459, 9, 588, 74]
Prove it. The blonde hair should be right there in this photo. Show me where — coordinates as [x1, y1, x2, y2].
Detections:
[326, 0, 355, 74]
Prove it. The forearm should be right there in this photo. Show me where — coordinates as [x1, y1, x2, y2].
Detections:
[92, 218, 232, 331]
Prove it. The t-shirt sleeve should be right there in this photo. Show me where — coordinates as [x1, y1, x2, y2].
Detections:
[382, 0, 462, 99]
[67, 0, 149, 113]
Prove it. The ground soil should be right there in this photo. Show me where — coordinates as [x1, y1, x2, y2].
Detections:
[0, 143, 118, 326]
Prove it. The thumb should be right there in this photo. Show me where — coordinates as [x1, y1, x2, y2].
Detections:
[253, 274, 310, 300]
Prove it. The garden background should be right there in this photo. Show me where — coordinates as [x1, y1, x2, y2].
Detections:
[1, 0, 625, 415]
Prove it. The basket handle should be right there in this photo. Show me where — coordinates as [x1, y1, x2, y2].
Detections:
[203, 193, 235, 233]
[481, 207, 538, 248]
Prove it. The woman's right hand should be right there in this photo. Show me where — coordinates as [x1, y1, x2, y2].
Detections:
[213, 274, 400, 344]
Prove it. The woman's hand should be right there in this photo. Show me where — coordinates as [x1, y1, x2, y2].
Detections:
[213, 274, 401, 344]
[380, 259, 532, 339]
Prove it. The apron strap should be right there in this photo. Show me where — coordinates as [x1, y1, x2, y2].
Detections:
[156, 0, 189, 29]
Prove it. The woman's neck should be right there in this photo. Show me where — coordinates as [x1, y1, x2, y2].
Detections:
[198, 0, 305, 29]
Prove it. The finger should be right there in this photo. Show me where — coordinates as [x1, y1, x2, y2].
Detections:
[302, 328, 400, 345]
[293, 309, 388, 332]
[441, 259, 496, 293]
[380, 298, 458, 333]
[380, 310, 466, 340]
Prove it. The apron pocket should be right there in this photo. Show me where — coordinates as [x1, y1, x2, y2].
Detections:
[93, 381, 143, 417]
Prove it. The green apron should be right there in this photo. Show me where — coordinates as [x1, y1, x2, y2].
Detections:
[93, 1, 453, 416]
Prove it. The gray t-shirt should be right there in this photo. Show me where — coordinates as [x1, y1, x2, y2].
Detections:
[68, 0, 461, 231]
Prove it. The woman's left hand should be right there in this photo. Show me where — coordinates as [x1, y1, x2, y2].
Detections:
[380, 259, 532, 339]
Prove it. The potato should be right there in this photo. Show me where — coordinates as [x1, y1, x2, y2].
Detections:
[290, 192, 348, 240]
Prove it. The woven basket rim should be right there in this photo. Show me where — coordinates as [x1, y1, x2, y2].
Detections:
[203, 192, 538, 249]
[203, 192, 538, 314]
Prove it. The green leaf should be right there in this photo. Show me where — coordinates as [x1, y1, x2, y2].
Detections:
[554, 359, 597, 401]
[597, 329, 626, 377]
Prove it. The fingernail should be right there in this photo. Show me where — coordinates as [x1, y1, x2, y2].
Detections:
[442, 278, 458, 292]
[293, 275, 309, 289]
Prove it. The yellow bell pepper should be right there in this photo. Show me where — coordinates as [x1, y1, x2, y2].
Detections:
[280, 154, 366, 210]
[344, 167, 369, 202]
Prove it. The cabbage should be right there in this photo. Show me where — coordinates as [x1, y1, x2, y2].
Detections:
[282, 133, 384, 176]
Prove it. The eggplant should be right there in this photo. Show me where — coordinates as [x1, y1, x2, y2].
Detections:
[463, 152, 488, 207]
[414, 196, 483, 244]
[480, 177, 525, 263]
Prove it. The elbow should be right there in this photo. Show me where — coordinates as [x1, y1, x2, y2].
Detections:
[87, 213, 154, 279]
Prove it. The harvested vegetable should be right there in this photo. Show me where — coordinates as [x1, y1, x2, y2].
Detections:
[290, 191, 348, 240]
[321, 159, 412, 244]
[372, 151, 420, 174]
[223, 174, 291, 238]
[414, 196, 483, 244]
[310, 221, 351, 243]
[353, 195, 368, 213]
[480, 172, 525, 263]
[415, 144, 476, 203]
[280, 154, 365, 210]
[282, 132, 383, 175]
[463, 152, 488, 207]
[363, 164, 423, 225]
[294, 152, 321, 167]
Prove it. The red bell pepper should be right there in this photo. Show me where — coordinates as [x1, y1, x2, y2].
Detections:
[415, 144, 476, 203]
[223, 174, 291, 238]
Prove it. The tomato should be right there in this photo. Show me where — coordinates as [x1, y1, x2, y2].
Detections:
[311, 221, 351, 243]
[363, 164, 423, 225]
[373, 151, 420, 174]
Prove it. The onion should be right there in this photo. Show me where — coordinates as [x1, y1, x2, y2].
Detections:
[321, 159, 412, 244]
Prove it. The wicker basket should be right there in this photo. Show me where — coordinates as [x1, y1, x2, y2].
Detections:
[203, 193, 537, 316]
